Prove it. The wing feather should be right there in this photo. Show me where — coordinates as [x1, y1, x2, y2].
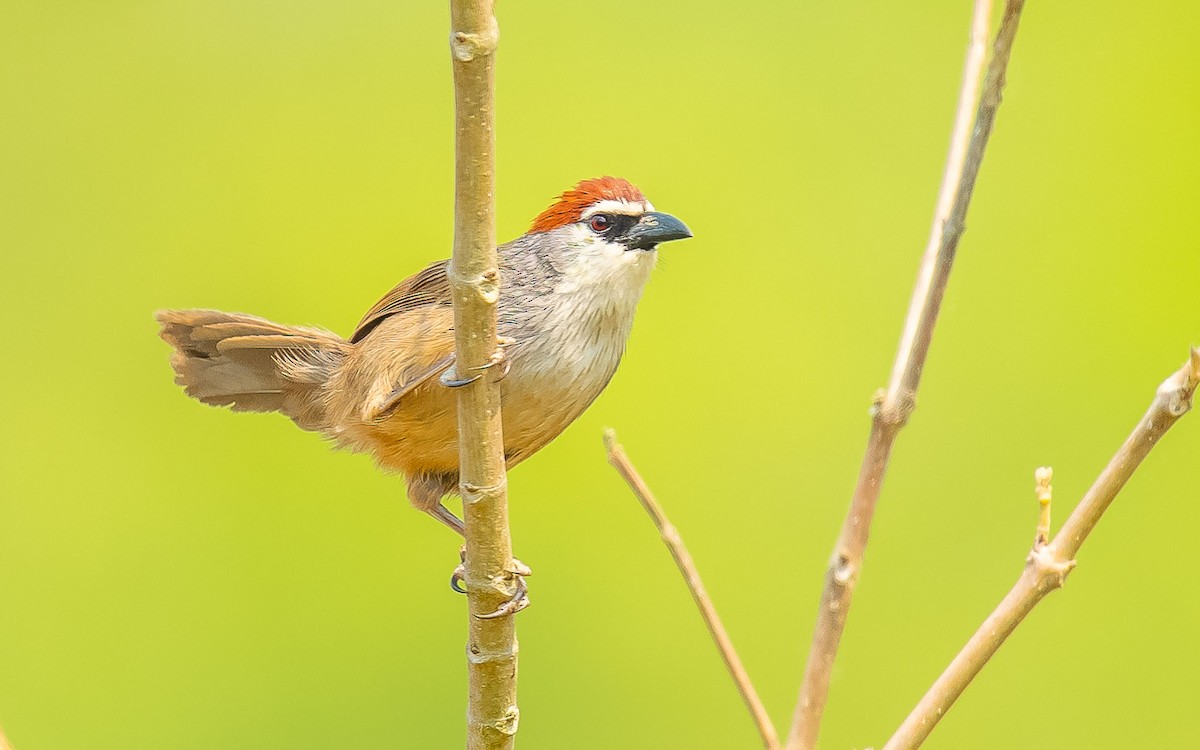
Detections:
[350, 260, 452, 344]
[344, 261, 457, 422]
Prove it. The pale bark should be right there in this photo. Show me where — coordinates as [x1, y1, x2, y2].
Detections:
[447, 2, 520, 748]
[884, 350, 1200, 750]
[785, 1, 1026, 747]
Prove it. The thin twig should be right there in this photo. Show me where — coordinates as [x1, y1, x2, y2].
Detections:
[447, 2, 520, 748]
[604, 430, 781, 750]
[1034, 466, 1052, 547]
[884, 349, 1200, 750]
[785, 1, 1018, 747]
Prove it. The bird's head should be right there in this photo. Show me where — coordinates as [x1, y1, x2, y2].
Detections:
[527, 177, 691, 252]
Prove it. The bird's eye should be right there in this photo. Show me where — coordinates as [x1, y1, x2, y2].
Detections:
[589, 214, 611, 232]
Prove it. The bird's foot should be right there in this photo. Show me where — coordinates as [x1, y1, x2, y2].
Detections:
[450, 545, 468, 593]
[470, 335, 514, 382]
[450, 545, 532, 619]
[439, 336, 514, 388]
[476, 568, 529, 619]
[439, 367, 480, 388]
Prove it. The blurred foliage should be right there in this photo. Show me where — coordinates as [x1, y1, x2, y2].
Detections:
[1, 1, 1198, 748]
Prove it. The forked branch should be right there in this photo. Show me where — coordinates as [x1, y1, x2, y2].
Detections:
[604, 431, 781, 750]
[786, 1, 1027, 747]
[884, 349, 1200, 750]
[447, 2, 521, 748]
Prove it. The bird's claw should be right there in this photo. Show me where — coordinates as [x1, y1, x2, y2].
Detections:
[440, 337, 514, 388]
[475, 571, 530, 619]
[450, 564, 468, 593]
[470, 336, 514, 381]
[440, 367, 482, 388]
[448, 547, 532, 619]
[450, 544, 468, 593]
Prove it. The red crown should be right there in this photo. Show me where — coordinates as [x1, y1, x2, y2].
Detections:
[529, 177, 646, 233]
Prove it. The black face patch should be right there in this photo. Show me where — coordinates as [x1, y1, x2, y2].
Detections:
[584, 213, 640, 242]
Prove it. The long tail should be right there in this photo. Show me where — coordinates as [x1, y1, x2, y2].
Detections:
[156, 309, 350, 432]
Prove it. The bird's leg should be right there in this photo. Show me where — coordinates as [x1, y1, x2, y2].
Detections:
[420, 496, 532, 614]
[427, 515, 527, 615]
[409, 476, 468, 535]
[407, 445, 525, 618]
[415, 501, 501, 599]
[425, 502, 466, 535]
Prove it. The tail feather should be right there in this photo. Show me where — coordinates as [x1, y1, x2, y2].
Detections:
[156, 309, 349, 431]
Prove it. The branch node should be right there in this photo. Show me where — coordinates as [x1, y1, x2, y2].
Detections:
[469, 706, 520, 738]
[461, 478, 508, 504]
[867, 388, 886, 417]
[450, 268, 502, 305]
[451, 17, 500, 62]
[462, 567, 523, 600]
[1027, 545, 1075, 591]
[831, 553, 855, 587]
[877, 388, 917, 427]
[1159, 348, 1200, 416]
[477, 268, 501, 304]
[466, 642, 520, 665]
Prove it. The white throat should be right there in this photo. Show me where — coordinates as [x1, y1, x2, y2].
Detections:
[519, 226, 656, 387]
[553, 225, 657, 321]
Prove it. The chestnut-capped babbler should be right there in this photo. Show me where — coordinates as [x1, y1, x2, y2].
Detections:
[157, 177, 691, 534]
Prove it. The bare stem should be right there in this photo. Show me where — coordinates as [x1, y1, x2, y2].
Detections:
[447, 2, 519, 748]
[1034, 467, 1053, 547]
[604, 430, 781, 750]
[884, 349, 1200, 750]
[785, 1, 1022, 747]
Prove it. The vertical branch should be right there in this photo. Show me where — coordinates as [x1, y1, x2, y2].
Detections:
[785, 1, 1025, 747]
[604, 431, 781, 750]
[884, 350, 1200, 750]
[447, 2, 518, 749]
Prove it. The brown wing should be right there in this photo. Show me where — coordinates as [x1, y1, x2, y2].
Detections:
[350, 260, 452, 344]
[351, 304, 458, 424]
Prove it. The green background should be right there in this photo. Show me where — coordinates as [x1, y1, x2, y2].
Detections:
[2, 1, 1198, 748]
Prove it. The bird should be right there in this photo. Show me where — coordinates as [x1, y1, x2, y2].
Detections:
[156, 177, 691, 536]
